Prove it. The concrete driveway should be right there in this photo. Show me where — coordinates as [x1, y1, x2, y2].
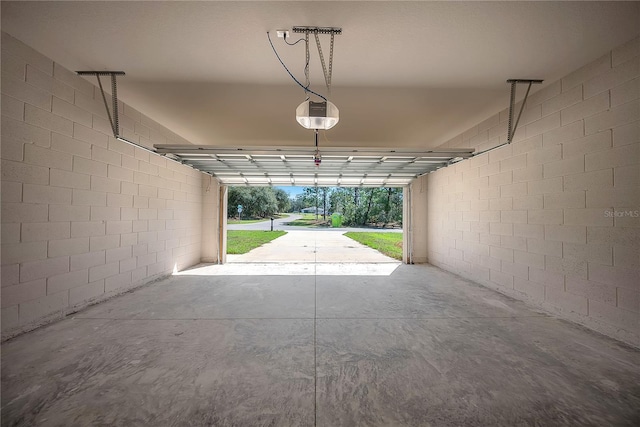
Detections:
[227, 230, 400, 263]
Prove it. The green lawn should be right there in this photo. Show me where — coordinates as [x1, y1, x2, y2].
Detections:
[227, 230, 286, 254]
[285, 213, 330, 227]
[344, 232, 403, 260]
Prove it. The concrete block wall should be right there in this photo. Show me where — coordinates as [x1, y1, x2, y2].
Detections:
[1, 32, 216, 339]
[409, 175, 428, 264]
[201, 174, 221, 263]
[426, 36, 639, 346]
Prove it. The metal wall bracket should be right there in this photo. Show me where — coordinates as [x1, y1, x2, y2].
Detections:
[74, 70, 211, 174]
[76, 71, 125, 137]
[506, 79, 544, 144]
[292, 26, 342, 35]
[445, 78, 545, 167]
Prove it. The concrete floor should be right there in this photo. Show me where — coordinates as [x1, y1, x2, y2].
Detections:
[2, 262, 639, 426]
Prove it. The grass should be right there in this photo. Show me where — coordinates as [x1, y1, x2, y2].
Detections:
[227, 230, 286, 254]
[285, 213, 330, 227]
[344, 232, 403, 260]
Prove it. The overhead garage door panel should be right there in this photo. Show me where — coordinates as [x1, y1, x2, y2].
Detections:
[154, 145, 475, 187]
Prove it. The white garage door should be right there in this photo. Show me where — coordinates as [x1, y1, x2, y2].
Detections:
[154, 145, 474, 187]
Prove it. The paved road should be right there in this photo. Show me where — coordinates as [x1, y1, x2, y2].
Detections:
[227, 214, 303, 231]
[227, 213, 402, 233]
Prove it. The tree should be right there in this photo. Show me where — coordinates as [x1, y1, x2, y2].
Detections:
[318, 187, 330, 220]
[228, 186, 403, 225]
[227, 186, 251, 218]
[300, 187, 333, 219]
[303, 187, 319, 218]
[251, 187, 278, 218]
[324, 187, 403, 227]
[329, 188, 357, 225]
[274, 188, 291, 213]
[290, 194, 306, 212]
[227, 186, 279, 218]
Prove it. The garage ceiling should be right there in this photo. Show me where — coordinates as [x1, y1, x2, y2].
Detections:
[154, 145, 474, 187]
[2, 1, 638, 154]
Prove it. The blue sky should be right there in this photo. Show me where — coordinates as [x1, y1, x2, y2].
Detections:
[275, 186, 305, 197]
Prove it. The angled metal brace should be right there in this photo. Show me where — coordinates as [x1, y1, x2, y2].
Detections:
[506, 79, 544, 143]
[443, 79, 544, 168]
[76, 71, 125, 137]
[75, 70, 215, 177]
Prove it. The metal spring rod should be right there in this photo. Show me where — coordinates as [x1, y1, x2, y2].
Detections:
[434, 78, 543, 171]
[312, 30, 336, 96]
[305, 32, 310, 91]
[77, 71, 216, 178]
[95, 75, 116, 136]
[328, 32, 334, 93]
[506, 79, 543, 143]
[315, 32, 330, 94]
[111, 74, 119, 136]
[507, 81, 516, 144]
[510, 82, 533, 142]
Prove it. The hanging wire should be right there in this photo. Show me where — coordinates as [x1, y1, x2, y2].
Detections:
[283, 34, 305, 46]
[322, 129, 331, 144]
[267, 32, 327, 101]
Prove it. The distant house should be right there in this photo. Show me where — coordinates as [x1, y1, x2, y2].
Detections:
[301, 207, 325, 214]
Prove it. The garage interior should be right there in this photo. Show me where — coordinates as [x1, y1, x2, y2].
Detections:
[1, 1, 639, 425]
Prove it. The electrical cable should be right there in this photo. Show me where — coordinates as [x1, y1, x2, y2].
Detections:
[283, 34, 306, 46]
[267, 32, 327, 101]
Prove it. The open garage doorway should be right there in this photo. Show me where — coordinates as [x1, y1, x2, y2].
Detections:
[224, 185, 404, 264]
[153, 145, 474, 265]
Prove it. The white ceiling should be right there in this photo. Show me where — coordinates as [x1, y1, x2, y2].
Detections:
[2, 1, 639, 150]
